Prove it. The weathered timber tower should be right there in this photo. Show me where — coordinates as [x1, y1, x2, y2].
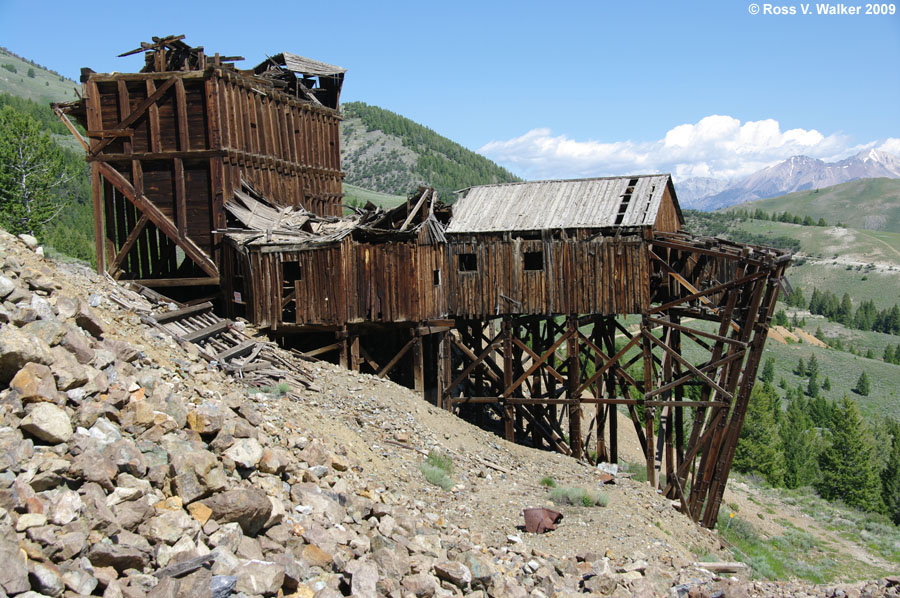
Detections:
[54, 35, 344, 293]
[57, 37, 790, 528]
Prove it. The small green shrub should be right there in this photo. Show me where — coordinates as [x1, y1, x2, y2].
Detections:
[2, 64, 16, 74]
[539, 476, 557, 488]
[425, 450, 453, 474]
[421, 450, 454, 490]
[420, 462, 453, 490]
[549, 486, 608, 507]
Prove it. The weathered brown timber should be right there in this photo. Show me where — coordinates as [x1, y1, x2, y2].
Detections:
[55, 36, 344, 295]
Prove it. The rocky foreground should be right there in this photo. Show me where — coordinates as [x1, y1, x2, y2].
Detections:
[0, 229, 897, 598]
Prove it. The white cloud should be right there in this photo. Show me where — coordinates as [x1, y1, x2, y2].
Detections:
[478, 115, 868, 182]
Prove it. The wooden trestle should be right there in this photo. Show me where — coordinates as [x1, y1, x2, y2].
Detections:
[306, 232, 788, 527]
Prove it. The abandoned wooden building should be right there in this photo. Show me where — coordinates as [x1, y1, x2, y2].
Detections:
[56, 37, 790, 527]
[53, 35, 345, 292]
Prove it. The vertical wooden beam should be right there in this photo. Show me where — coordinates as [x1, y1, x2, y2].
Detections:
[503, 318, 515, 442]
[567, 316, 582, 460]
[339, 328, 349, 369]
[174, 158, 186, 239]
[91, 163, 104, 273]
[643, 327, 657, 487]
[412, 328, 425, 397]
[350, 334, 360, 372]
[145, 80, 161, 153]
[175, 78, 190, 151]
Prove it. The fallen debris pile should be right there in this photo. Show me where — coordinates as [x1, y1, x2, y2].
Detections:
[1, 228, 898, 598]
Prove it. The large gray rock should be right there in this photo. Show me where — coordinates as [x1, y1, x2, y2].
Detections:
[74, 301, 105, 338]
[170, 448, 227, 504]
[140, 509, 200, 545]
[434, 561, 472, 588]
[21, 403, 73, 444]
[234, 559, 284, 595]
[373, 545, 411, 578]
[0, 533, 30, 594]
[0, 275, 14, 299]
[346, 560, 379, 598]
[200, 489, 272, 536]
[402, 573, 439, 598]
[62, 568, 99, 595]
[28, 561, 64, 597]
[87, 541, 149, 572]
[211, 575, 237, 598]
[224, 438, 264, 469]
[0, 325, 53, 382]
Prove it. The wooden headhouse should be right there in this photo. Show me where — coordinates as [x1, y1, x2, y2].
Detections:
[56, 37, 790, 528]
[54, 35, 345, 293]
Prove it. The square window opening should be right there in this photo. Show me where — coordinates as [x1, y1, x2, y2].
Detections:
[524, 251, 543, 271]
[458, 253, 477, 272]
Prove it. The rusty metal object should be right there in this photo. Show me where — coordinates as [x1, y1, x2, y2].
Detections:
[523, 508, 562, 533]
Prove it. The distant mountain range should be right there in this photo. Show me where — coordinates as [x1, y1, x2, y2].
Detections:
[679, 149, 900, 210]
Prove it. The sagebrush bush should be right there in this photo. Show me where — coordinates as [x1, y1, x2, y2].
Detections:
[549, 486, 608, 507]
[421, 450, 453, 490]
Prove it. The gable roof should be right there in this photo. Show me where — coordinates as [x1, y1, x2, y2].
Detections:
[262, 52, 346, 76]
[446, 174, 682, 234]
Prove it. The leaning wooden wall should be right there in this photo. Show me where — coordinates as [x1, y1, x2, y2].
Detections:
[447, 233, 650, 318]
[213, 70, 343, 217]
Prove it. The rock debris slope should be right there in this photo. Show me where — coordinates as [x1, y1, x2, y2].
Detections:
[0, 229, 897, 598]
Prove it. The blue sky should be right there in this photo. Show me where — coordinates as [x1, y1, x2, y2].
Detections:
[2, 0, 898, 180]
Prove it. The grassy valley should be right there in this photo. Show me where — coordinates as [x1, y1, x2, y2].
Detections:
[725, 177, 900, 233]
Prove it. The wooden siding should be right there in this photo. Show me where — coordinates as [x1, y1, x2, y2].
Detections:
[447, 234, 650, 318]
[653, 186, 681, 233]
[84, 68, 342, 285]
[230, 240, 450, 328]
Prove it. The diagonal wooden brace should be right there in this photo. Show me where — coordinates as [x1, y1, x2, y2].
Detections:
[96, 161, 218, 277]
[90, 77, 177, 156]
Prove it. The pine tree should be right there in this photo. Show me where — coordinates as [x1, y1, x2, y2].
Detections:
[817, 396, 884, 512]
[884, 345, 895, 363]
[733, 384, 784, 486]
[761, 357, 775, 384]
[795, 357, 806, 377]
[780, 396, 819, 488]
[0, 105, 75, 235]
[807, 354, 819, 379]
[882, 420, 900, 525]
[854, 371, 870, 396]
[822, 376, 831, 391]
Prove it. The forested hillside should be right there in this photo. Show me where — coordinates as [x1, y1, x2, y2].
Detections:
[340, 102, 521, 202]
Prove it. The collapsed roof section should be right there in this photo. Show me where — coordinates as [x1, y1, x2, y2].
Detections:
[110, 34, 344, 108]
[222, 182, 449, 249]
[254, 52, 346, 109]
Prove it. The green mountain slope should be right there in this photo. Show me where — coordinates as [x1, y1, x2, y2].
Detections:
[724, 178, 900, 233]
[0, 47, 78, 105]
[340, 102, 521, 202]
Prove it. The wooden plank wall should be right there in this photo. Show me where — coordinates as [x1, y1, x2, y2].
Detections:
[213, 70, 343, 217]
[87, 69, 343, 281]
[447, 234, 649, 318]
[233, 240, 450, 328]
